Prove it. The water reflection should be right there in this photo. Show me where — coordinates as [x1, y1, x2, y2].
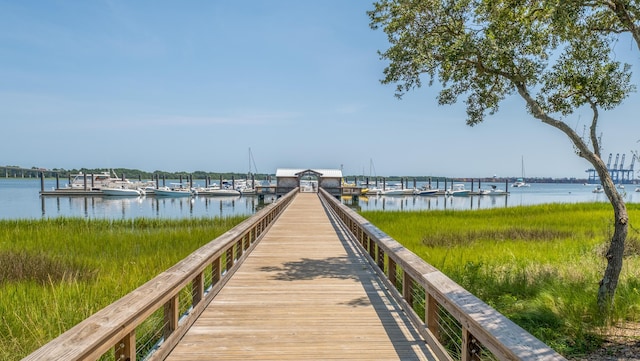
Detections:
[349, 184, 637, 212]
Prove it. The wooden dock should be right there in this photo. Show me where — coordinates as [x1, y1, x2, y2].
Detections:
[23, 188, 564, 361]
[165, 192, 435, 360]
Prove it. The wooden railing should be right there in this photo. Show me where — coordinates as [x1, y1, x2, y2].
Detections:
[318, 188, 566, 361]
[23, 189, 297, 361]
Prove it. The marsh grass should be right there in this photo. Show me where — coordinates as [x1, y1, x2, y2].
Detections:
[0, 216, 246, 361]
[361, 202, 640, 356]
[0, 250, 96, 284]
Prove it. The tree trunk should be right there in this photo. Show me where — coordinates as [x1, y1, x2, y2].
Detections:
[594, 161, 629, 311]
[516, 85, 629, 310]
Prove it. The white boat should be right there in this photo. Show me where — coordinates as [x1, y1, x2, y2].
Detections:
[238, 187, 256, 195]
[67, 171, 119, 190]
[379, 187, 414, 196]
[234, 180, 257, 195]
[416, 186, 438, 196]
[364, 187, 383, 196]
[66, 171, 155, 191]
[511, 178, 530, 187]
[195, 187, 241, 196]
[445, 184, 470, 196]
[101, 187, 143, 197]
[593, 185, 604, 193]
[154, 184, 194, 197]
[636, 187, 640, 192]
[512, 156, 530, 187]
[478, 185, 507, 196]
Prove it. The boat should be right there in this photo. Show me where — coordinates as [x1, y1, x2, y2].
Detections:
[512, 156, 531, 187]
[415, 185, 438, 196]
[238, 186, 256, 195]
[478, 185, 507, 196]
[511, 178, 530, 187]
[67, 171, 120, 190]
[364, 187, 383, 196]
[445, 183, 470, 196]
[195, 186, 241, 196]
[66, 170, 155, 192]
[379, 187, 414, 196]
[593, 185, 604, 193]
[101, 187, 143, 197]
[154, 184, 194, 197]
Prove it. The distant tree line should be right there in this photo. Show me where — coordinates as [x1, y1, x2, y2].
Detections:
[1, 165, 588, 183]
[0, 166, 274, 181]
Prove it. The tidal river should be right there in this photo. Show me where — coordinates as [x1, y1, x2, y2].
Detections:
[0, 178, 637, 220]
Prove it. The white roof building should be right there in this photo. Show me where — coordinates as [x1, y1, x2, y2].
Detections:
[275, 168, 343, 196]
[275, 168, 343, 178]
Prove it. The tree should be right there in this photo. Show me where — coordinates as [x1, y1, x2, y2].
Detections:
[580, 0, 640, 50]
[368, 0, 636, 310]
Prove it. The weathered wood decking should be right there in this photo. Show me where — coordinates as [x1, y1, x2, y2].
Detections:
[165, 192, 435, 360]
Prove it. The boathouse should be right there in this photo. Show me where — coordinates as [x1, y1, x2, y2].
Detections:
[275, 168, 342, 196]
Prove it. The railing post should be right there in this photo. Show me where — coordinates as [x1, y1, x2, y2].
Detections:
[164, 296, 179, 340]
[377, 246, 385, 270]
[425, 293, 440, 341]
[192, 273, 204, 306]
[368, 239, 376, 259]
[237, 239, 244, 259]
[212, 256, 221, 284]
[226, 245, 234, 270]
[462, 328, 481, 361]
[115, 330, 136, 361]
[403, 272, 414, 307]
[243, 233, 250, 250]
[388, 258, 397, 288]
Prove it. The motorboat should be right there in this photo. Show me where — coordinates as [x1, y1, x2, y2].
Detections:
[415, 186, 438, 196]
[478, 185, 507, 196]
[67, 171, 119, 190]
[101, 187, 143, 197]
[238, 187, 256, 195]
[194, 187, 241, 196]
[66, 171, 155, 191]
[234, 180, 257, 195]
[593, 185, 604, 193]
[364, 187, 383, 196]
[379, 187, 414, 196]
[154, 184, 194, 197]
[445, 184, 470, 196]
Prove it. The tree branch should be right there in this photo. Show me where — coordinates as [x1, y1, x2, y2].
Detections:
[589, 101, 601, 157]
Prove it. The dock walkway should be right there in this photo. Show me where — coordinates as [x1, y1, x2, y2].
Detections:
[165, 192, 435, 360]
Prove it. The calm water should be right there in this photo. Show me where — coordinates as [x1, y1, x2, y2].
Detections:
[0, 178, 638, 220]
[348, 181, 640, 212]
[0, 178, 275, 220]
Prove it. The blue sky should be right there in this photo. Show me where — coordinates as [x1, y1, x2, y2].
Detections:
[1, 1, 638, 179]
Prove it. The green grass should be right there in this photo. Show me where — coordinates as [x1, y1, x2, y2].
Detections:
[0, 216, 246, 361]
[361, 202, 640, 356]
[4, 203, 639, 359]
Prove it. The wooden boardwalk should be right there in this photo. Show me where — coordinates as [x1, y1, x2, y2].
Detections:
[165, 192, 435, 360]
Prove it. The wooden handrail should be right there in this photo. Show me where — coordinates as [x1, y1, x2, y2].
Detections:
[318, 189, 566, 361]
[23, 190, 298, 361]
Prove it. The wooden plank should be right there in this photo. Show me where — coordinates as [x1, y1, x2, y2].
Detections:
[166, 193, 435, 361]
